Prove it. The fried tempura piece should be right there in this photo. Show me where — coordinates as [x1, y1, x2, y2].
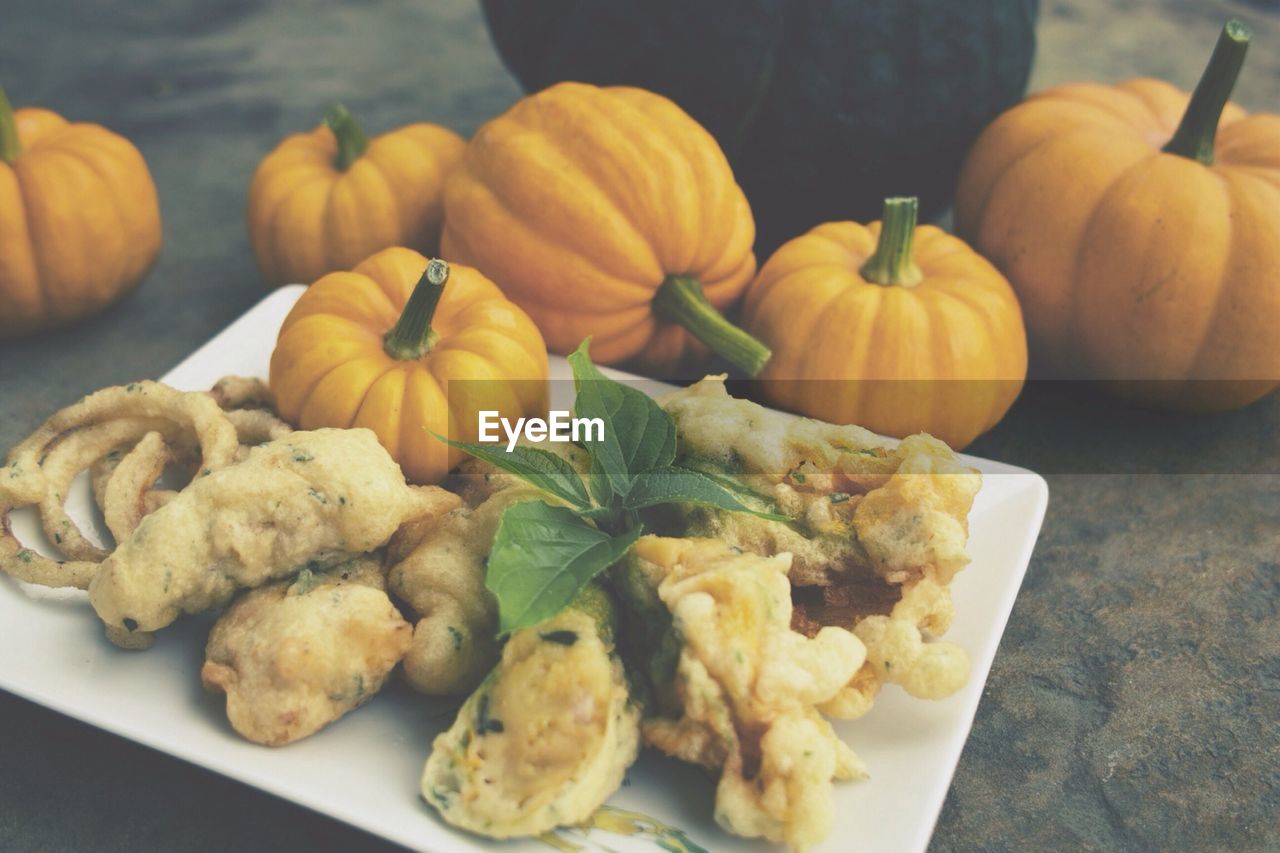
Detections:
[422, 583, 640, 838]
[201, 555, 412, 746]
[89, 428, 451, 641]
[618, 536, 865, 851]
[658, 376, 980, 588]
[656, 377, 980, 718]
[388, 447, 589, 695]
[816, 568, 970, 718]
[385, 487, 510, 696]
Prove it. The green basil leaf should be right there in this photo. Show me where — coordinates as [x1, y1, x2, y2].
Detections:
[622, 466, 790, 521]
[568, 340, 676, 499]
[684, 464, 777, 504]
[433, 434, 591, 510]
[485, 500, 641, 634]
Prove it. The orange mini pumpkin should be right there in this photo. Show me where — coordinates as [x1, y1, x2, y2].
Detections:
[955, 21, 1280, 411]
[0, 85, 161, 336]
[743, 197, 1027, 449]
[248, 105, 465, 287]
[269, 247, 549, 484]
[441, 82, 768, 377]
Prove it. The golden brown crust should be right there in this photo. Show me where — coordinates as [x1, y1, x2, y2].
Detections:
[202, 556, 411, 745]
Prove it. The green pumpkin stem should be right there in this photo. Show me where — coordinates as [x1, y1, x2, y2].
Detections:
[1163, 20, 1250, 165]
[325, 103, 368, 171]
[0, 85, 22, 164]
[861, 197, 924, 287]
[384, 259, 449, 360]
[652, 275, 771, 377]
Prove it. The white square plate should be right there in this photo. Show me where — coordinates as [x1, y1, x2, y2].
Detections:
[0, 286, 1048, 853]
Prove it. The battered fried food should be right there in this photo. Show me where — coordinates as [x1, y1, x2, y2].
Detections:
[224, 407, 293, 450]
[814, 569, 970, 719]
[617, 536, 865, 852]
[0, 464, 91, 589]
[90, 437, 180, 537]
[385, 492, 497, 696]
[1, 382, 239, 589]
[421, 583, 640, 838]
[97, 431, 177, 543]
[89, 428, 452, 642]
[39, 419, 174, 561]
[656, 377, 980, 718]
[201, 555, 412, 746]
[387, 449, 588, 696]
[659, 376, 979, 587]
[209, 375, 293, 460]
[6, 381, 238, 482]
[208, 376, 275, 411]
[88, 377, 292, 534]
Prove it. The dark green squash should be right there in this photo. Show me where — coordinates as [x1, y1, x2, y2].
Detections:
[481, 0, 1039, 252]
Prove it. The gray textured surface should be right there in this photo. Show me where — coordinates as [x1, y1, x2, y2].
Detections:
[1, 1, 1278, 850]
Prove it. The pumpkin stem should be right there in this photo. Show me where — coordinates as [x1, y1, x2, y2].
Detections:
[860, 197, 924, 287]
[0, 85, 21, 164]
[384, 259, 449, 360]
[652, 275, 771, 376]
[325, 103, 368, 171]
[1163, 20, 1250, 165]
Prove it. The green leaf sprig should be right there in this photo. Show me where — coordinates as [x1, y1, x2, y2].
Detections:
[440, 339, 784, 634]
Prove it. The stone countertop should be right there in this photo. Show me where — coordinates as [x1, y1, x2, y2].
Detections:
[1, 0, 1277, 850]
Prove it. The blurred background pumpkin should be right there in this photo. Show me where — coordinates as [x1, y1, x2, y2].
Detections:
[248, 105, 465, 287]
[0, 84, 161, 337]
[480, 0, 1039, 252]
[955, 21, 1280, 412]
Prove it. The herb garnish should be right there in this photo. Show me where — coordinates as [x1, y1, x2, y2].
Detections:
[440, 339, 784, 635]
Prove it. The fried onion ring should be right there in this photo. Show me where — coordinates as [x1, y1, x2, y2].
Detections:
[91, 444, 179, 525]
[209, 376, 274, 411]
[0, 465, 97, 589]
[2, 382, 239, 590]
[7, 382, 239, 476]
[87, 381, 288, 536]
[38, 418, 175, 561]
[102, 431, 176, 543]
[225, 408, 293, 447]
[90, 448, 122, 515]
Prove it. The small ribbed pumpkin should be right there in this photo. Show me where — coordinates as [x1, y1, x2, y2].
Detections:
[743, 197, 1027, 449]
[269, 247, 549, 484]
[0, 85, 161, 336]
[955, 21, 1280, 411]
[441, 82, 768, 378]
[248, 105, 465, 287]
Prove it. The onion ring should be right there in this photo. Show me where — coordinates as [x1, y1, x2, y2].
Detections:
[90, 441, 184, 524]
[81, 382, 288, 546]
[102, 431, 175, 544]
[38, 418, 175, 561]
[209, 377, 291, 461]
[0, 464, 97, 589]
[7, 381, 239, 476]
[209, 376, 274, 411]
[90, 447, 123, 514]
[2, 382, 239, 590]
[226, 408, 293, 450]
